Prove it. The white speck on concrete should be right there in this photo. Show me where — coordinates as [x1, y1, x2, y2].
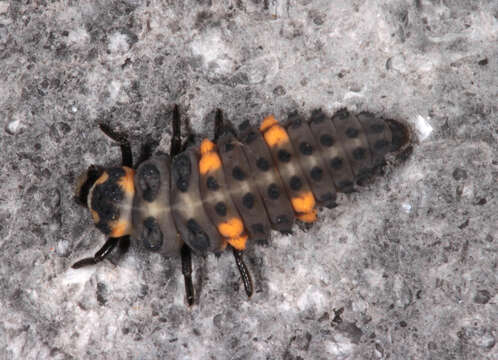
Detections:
[414, 114, 433, 141]
[0, 1, 9, 14]
[109, 80, 122, 101]
[296, 285, 327, 311]
[6, 117, 22, 134]
[401, 202, 412, 213]
[62, 267, 95, 285]
[191, 30, 235, 75]
[325, 334, 355, 359]
[67, 28, 90, 47]
[108, 32, 130, 54]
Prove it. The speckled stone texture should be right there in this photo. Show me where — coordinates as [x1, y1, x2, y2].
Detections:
[0, 1, 496, 359]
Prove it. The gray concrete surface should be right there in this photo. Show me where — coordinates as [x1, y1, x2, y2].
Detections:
[0, 1, 496, 359]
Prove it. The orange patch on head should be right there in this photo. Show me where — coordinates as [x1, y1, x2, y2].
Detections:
[110, 219, 131, 237]
[259, 115, 278, 132]
[199, 152, 222, 174]
[291, 191, 316, 214]
[297, 209, 317, 223]
[228, 234, 248, 250]
[200, 139, 215, 155]
[118, 167, 135, 196]
[95, 172, 109, 185]
[264, 124, 289, 147]
[218, 217, 244, 238]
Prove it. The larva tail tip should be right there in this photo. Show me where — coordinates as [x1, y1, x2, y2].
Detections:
[386, 119, 411, 152]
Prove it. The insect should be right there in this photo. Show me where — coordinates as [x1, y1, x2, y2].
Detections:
[72, 105, 411, 305]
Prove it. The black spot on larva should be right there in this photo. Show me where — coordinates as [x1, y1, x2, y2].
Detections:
[310, 166, 323, 181]
[320, 192, 336, 208]
[370, 123, 385, 134]
[330, 157, 343, 170]
[276, 214, 290, 224]
[172, 154, 191, 192]
[288, 113, 302, 128]
[224, 142, 234, 152]
[334, 109, 349, 120]
[215, 202, 227, 216]
[186, 219, 210, 251]
[320, 134, 334, 147]
[242, 192, 254, 209]
[267, 183, 280, 199]
[245, 131, 257, 144]
[290, 176, 302, 191]
[232, 166, 246, 180]
[278, 149, 291, 162]
[206, 176, 219, 190]
[358, 112, 375, 121]
[310, 109, 326, 123]
[299, 142, 313, 155]
[256, 157, 270, 171]
[352, 147, 366, 160]
[338, 180, 354, 193]
[345, 127, 359, 138]
[356, 168, 372, 184]
[251, 223, 265, 234]
[142, 217, 163, 251]
[238, 120, 250, 131]
[138, 163, 161, 202]
[374, 139, 389, 151]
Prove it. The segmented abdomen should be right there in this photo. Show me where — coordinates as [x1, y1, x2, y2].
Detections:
[133, 109, 405, 256]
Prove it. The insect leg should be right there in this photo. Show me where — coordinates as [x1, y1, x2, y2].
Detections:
[118, 234, 131, 253]
[181, 245, 195, 306]
[71, 236, 127, 269]
[99, 123, 133, 167]
[171, 104, 197, 152]
[214, 108, 237, 140]
[171, 106, 196, 305]
[232, 247, 253, 298]
[214, 108, 224, 141]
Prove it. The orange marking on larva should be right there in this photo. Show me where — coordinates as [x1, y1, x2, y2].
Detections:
[90, 209, 100, 223]
[297, 209, 317, 223]
[218, 217, 244, 238]
[199, 152, 222, 174]
[228, 234, 248, 250]
[264, 124, 289, 147]
[259, 115, 278, 132]
[200, 139, 215, 155]
[95, 172, 109, 185]
[110, 219, 131, 237]
[291, 191, 316, 214]
[118, 167, 135, 196]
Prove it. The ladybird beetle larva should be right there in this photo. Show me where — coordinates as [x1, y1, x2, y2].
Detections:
[72, 105, 411, 305]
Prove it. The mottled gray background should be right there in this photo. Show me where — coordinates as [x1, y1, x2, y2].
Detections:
[0, 1, 496, 359]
